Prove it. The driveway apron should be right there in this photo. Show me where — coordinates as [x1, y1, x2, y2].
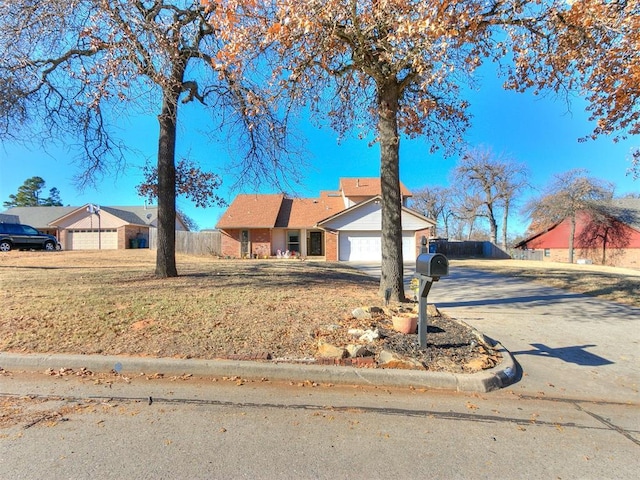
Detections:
[354, 262, 640, 403]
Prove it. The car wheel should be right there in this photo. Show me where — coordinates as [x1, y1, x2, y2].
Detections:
[0, 240, 12, 252]
[44, 241, 56, 251]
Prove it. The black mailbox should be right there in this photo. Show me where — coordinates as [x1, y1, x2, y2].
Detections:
[416, 253, 449, 278]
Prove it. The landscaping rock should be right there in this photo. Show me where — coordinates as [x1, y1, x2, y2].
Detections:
[465, 355, 500, 371]
[358, 329, 380, 343]
[351, 307, 372, 320]
[316, 341, 347, 359]
[347, 328, 366, 338]
[427, 304, 441, 317]
[377, 350, 425, 370]
[346, 344, 374, 358]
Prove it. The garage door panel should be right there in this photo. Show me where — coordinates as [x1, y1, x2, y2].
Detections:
[339, 232, 379, 261]
[402, 233, 416, 262]
[67, 230, 118, 250]
[340, 231, 416, 262]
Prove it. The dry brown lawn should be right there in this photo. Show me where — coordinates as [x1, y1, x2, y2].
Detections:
[451, 259, 640, 308]
[1, 250, 382, 359]
[2, 251, 636, 367]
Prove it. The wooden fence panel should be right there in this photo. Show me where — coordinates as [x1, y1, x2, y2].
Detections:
[149, 229, 221, 256]
[429, 240, 484, 257]
[429, 240, 512, 259]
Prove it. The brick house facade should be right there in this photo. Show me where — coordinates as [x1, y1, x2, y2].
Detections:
[216, 178, 435, 262]
[515, 199, 640, 268]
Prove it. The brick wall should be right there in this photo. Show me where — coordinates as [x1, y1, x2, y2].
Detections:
[250, 228, 271, 258]
[325, 230, 338, 261]
[219, 229, 274, 258]
[414, 229, 431, 256]
[59, 230, 69, 250]
[544, 247, 640, 268]
[221, 229, 241, 258]
[121, 225, 149, 249]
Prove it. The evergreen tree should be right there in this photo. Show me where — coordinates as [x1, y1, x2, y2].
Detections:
[3, 177, 63, 207]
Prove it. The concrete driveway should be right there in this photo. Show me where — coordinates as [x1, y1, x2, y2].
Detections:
[351, 262, 640, 403]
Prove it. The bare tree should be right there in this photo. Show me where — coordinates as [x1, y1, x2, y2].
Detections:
[524, 169, 614, 263]
[0, 0, 297, 277]
[450, 190, 483, 241]
[410, 186, 454, 238]
[495, 161, 530, 249]
[452, 147, 528, 248]
[577, 208, 632, 265]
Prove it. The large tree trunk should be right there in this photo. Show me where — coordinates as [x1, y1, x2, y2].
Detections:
[568, 215, 576, 264]
[501, 201, 509, 250]
[601, 226, 609, 265]
[377, 83, 405, 302]
[155, 87, 180, 278]
[487, 203, 498, 244]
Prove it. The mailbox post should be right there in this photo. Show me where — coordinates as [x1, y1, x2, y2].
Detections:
[415, 251, 449, 348]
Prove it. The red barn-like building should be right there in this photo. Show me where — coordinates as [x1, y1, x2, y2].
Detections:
[515, 199, 640, 268]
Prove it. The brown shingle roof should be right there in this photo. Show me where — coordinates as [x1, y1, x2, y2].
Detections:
[339, 178, 412, 197]
[287, 196, 345, 228]
[216, 194, 285, 229]
[216, 178, 413, 230]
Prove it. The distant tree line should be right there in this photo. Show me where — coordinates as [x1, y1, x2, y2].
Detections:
[411, 146, 529, 250]
[412, 157, 635, 264]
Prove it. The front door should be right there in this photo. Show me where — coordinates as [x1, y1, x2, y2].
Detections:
[309, 231, 323, 256]
[240, 230, 250, 258]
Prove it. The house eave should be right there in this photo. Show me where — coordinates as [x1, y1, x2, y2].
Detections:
[317, 195, 435, 229]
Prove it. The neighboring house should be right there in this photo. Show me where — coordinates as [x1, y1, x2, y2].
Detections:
[514, 198, 640, 268]
[216, 178, 435, 262]
[1, 204, 188, 250]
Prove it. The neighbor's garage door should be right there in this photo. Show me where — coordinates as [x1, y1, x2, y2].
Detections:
[339, 231, 416, 262]
[67, 229, 118, 250]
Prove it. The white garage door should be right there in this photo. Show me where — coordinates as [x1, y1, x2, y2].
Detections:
[340, 232, 381, 261]
[67, 229, 118, 250]
[339, 231, 416, 262]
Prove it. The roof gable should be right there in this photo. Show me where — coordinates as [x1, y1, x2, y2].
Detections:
[607, 198, 640, 231]
[281, 196, 346, 228]
[516, 198, 640, 248]
[0, 205, 170, 229]
[0, 206, 78, 227]
[216, 194, 285, 229]
[317, 195, 434, 230]
[216, 178, 417, 230]
[340, 178, 412, 198]
[50, 204, 160, 227]
[101, 206, 157, 226]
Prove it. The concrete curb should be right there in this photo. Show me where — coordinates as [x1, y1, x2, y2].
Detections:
[0, 346, 516, 393]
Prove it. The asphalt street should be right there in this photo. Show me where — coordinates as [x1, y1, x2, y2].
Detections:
[1, 372, 639, 479]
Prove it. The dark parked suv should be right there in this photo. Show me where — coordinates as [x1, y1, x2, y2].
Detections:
[0, 223, 61, 252]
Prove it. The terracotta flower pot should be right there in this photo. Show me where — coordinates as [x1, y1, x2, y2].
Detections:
[392, 315, 418, 334]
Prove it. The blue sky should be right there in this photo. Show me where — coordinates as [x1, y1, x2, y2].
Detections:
[1, 71, 638, 236]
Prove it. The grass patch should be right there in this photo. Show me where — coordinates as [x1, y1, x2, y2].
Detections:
[452, 259, 640, 308]
[1, 250, 379, 358]
[3, 251, 636, 362]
